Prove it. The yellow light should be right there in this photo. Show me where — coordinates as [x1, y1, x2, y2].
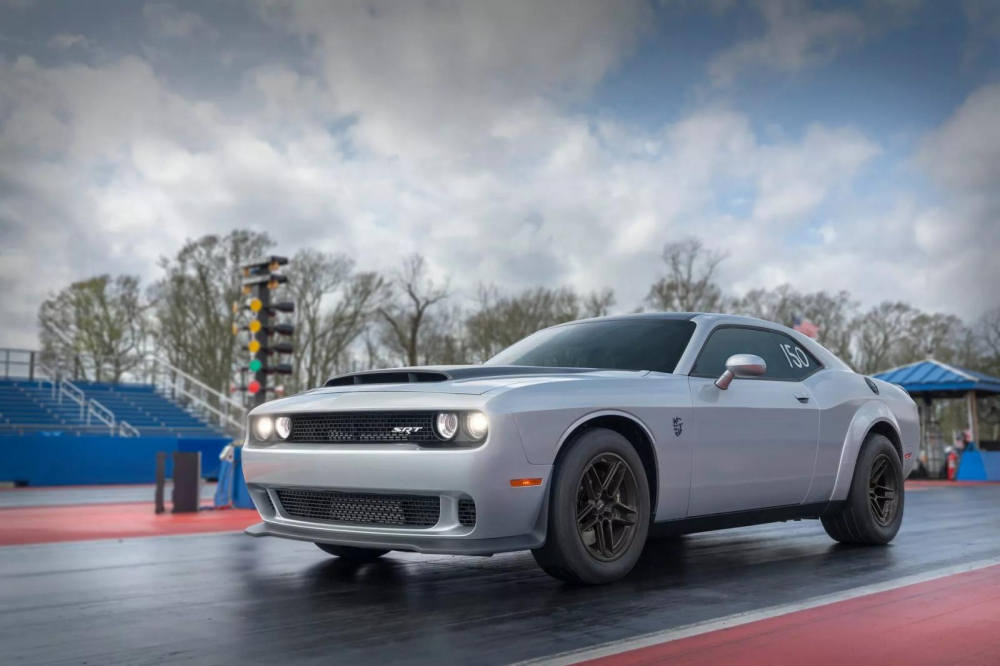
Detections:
[231, 323, 238, 336]
[269, 261, 280, 272]
[249, 320, 261, 333]
[267, 279, 279, 290]
[243, 268, 250, 277]
[231, 301, 238, 315]
[248, 340, 261, 353]
[242, 285, 252, 295]
[510, 478, 543, 488]
[250, 298, 262, 312]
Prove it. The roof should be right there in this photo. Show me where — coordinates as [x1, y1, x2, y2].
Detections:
[873, 359, 1000, 395]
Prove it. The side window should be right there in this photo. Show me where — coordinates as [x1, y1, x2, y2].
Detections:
[768, 332, 822, 380]
[692, 327, 787, 379]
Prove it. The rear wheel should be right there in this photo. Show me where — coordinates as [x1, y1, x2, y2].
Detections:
[532, 428, 650, 584]
[822, 433, 904, 545]
[315, 543, 390, 562]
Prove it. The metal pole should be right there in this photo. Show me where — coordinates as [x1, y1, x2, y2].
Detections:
[29, 351, 34, 382]
[967, 391, 980, 447]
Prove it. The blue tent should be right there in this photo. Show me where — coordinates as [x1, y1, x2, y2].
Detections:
[874, 360, 1000, 481]
[873, 360, 1000, 396]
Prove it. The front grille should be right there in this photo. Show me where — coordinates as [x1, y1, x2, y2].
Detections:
[289, 412, 440, 444]
[275, 489, 441, 527]
[458, 498, 477, 527]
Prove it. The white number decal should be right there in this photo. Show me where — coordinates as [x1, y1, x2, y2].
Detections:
[780, 343, 809, 369]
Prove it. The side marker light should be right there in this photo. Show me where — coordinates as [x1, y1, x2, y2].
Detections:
[510, 478, 543, 488]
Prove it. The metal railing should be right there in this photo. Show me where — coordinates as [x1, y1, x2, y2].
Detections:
[23, 361, 141, 437]
[3, 344, 243, 438]
[1, 348, 40, 380]
[122, 356, 246, 437]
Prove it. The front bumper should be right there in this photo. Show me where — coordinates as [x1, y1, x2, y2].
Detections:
[241, 408, 551, 555]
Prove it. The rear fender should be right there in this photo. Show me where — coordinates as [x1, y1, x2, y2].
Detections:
[830, 401, 901, 501]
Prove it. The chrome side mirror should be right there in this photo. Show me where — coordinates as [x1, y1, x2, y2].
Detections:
[715, 354, 767, 390]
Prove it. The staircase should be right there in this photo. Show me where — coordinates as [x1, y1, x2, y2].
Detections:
[75, 382, 226, 438]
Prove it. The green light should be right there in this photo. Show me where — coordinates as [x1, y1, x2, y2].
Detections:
[249, 359, 262, 373]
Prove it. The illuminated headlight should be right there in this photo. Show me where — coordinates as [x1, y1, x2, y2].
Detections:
[464, 411, 489, 441]
[275, 416, 291, 440]
[253, 416, 273, 441]
[435, 412, 459, 440]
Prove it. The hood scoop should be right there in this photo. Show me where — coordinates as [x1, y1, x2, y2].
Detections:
[323, 365, 605, 388]
[325, 371, 449, 387]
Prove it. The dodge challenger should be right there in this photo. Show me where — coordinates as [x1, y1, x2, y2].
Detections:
[243, 313, 918, 584]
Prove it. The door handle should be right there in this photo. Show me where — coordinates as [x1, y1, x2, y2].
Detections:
[794, 393, 810, 404]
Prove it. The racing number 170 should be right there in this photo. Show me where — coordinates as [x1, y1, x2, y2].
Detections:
[780, 343, 810, 369]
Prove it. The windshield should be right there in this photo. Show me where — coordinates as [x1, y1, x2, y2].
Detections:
[485, 319, 696, 373]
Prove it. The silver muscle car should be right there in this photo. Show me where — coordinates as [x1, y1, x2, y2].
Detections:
[243, 313, 918, 584]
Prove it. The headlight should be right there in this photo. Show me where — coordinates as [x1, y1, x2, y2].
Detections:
[253, 416, 273, 441]
[275, 416, 291, 440]
[435, 412, 459, 440]
[464, 411, 489, 440]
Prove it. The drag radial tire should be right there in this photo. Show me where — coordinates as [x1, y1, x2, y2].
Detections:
[532, 428, 650, 585]
[315, 544, 390, 562]
[821, 433, 904, 545]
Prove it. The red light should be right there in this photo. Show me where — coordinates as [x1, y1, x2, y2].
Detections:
[247, 380, 261, 395]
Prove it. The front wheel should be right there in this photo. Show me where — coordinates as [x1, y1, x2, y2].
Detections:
[822, 433, 904, 545]
[315, 543, 390, 562]
[531, 428, 650, 584]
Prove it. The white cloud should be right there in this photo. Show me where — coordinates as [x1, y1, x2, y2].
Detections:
[47, 34, 89, 50]
[709, 0, 865, 86]
[143, 2, 217, 40]
[1, 2, 997, 351]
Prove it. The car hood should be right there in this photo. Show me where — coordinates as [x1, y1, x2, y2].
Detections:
[302, 365, 650, 397]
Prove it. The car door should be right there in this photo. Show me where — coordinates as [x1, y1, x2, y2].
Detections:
[686, 326, 820, 517]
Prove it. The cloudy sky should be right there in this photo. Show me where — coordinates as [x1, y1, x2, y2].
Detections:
[1, 0, 999, 349]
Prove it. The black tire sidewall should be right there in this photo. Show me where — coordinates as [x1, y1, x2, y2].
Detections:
[546, 428, 650, 584]
[849, 434, 904, 543]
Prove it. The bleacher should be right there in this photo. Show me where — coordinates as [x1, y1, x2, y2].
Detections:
[0, 378, 225, 439]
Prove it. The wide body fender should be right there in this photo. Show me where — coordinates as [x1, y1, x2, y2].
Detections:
[828, 400, 906, 502]
[495, 374, 694, 520]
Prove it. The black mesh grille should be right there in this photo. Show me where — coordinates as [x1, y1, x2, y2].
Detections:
[275, 489, 440, 527]
[262, 492, 275, 513]
[458, 498, 477, 527]
[289, 412, 440, 444]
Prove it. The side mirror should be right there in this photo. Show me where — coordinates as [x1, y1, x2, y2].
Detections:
[715, 354, 767, 390]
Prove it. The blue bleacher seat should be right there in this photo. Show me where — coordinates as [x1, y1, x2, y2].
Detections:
[0, 378, 227, 438]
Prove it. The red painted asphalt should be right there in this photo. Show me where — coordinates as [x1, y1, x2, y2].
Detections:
[578, 564, 1000, 666]
[0, 502, 259, 545]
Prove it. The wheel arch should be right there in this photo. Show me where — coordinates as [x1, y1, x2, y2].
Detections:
[830, 400, 903, 502]
[553, 411, 659, 520]
[867, 420, 903, 462]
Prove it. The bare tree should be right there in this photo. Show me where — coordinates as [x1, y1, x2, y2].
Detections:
[150, 230, 274, 396]
[975, 306, 1000, 375]
[377, 254, 450, 366]
[645, 238, 727, 312]
[38, 274, 148, 382]
[852, 301, 915, 375]
[583, 288, 616, 318]
[285, 249, 388, 390]
[464, 285, 610, 362]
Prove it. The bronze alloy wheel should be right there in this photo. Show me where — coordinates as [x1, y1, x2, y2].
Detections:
[575, 453, 640, 562]
[868, 453, 899, 527]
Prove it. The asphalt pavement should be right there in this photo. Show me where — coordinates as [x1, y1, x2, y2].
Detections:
[1, 482, 998, 665]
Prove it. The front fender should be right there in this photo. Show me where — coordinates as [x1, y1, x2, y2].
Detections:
[829, 401, 901, 501]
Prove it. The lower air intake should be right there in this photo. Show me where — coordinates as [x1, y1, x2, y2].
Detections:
[275, 489, 441, 528]
[458, 498, 477, 527]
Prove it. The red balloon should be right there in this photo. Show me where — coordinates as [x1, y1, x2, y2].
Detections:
[247, 380, 261, 395]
